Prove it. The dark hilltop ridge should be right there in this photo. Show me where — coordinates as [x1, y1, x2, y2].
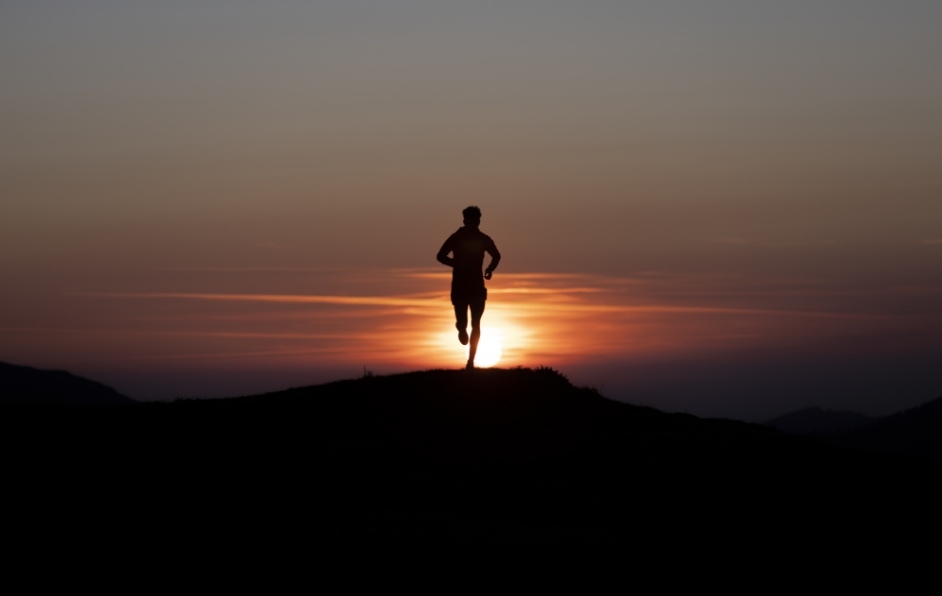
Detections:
[0, 360, 134, 405]
[2, 366, 938, 581]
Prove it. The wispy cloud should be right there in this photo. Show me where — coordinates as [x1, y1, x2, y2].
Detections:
[923, 239, 942, 245]
[78, 292, 442, 308]
[489, 287, 606, 295]
[75, 271, 898, 324]
[507, 302, 879, 319]
[21, 268, 937, 377]
[157, 266, 346, 272]
[403, 271, 595, 281]
[0, 327, 371, 341]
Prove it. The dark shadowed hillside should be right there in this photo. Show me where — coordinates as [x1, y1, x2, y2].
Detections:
[765, 407, 874, 435]
[0, 361, 134, 405]
[1, 367, 938, 584]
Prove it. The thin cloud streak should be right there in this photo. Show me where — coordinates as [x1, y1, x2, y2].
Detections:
[78, 292, 441, 308]
[158, 266, 345, 272]
[3, 269, 935, 393]
[81, 290, 883, 320]
[507, 302, 883, 319]
[0, 327, 372, 341]
[404, 272, 600, 281]
[488, 287, 607, 295]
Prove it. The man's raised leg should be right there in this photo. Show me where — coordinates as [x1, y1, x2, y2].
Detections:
[454, 304, 469, 346]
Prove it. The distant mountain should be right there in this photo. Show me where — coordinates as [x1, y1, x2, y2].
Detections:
[766, 396, 942, 460]
[0, 361, 134, 405]
[837, 394, 942, 460]
[765, 407, 874, 435]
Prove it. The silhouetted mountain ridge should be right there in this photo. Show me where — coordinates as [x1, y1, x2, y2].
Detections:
[765, 395, 942, 460]
[765, 407, 874, 434]
[0, 361, 134, 405]
[836, 394, 942, 460]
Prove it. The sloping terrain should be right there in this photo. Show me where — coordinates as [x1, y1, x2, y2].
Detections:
[2, 367, 937, 583]
[0, 361, 134, 405]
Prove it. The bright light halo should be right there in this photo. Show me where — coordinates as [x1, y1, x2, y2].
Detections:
[469, 327, 503, 367]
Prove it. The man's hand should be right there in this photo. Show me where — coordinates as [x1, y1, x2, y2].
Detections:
[484, 269, 493, 280]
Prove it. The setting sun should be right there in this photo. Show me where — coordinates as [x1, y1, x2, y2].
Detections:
[469, 327, 504, 368]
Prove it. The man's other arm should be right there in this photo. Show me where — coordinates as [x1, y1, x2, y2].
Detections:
[484, 238, 501, 279]
[436, 236, 455, 267]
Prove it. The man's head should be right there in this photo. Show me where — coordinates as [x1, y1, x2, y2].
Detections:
[462, 205, 481, 228]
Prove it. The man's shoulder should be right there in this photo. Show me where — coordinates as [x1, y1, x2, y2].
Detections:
[451, 227, 495, 245]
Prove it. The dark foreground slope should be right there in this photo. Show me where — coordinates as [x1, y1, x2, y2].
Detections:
[0, 361, 134, 405]
[2, 368, 938, 581]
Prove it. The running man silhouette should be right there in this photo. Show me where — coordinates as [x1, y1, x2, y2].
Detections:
[437, 206, 501, 369]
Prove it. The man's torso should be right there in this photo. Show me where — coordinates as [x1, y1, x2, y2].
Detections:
[445, 227, 495, 297]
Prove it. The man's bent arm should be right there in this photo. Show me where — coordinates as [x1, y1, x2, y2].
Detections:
[437, 238, 455, 267]
[485, 241, 501, 274]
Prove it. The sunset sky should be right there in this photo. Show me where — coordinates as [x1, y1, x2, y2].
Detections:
[2, 1, 940, 420]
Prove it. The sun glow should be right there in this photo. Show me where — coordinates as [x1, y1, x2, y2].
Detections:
[469, 327, 504, 368]
[57, 269, 919, 382]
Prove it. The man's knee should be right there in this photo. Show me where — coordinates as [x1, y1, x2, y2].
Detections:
[469, 301, 485, 322]
[469, 311, 482, 328]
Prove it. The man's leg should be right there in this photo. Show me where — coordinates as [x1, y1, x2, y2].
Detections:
[467, 298, 486, 368]
[454, 303, 469, 346]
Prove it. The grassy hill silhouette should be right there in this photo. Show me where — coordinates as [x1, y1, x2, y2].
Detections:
[0, 361, 134, 405]
[2, 366, 938, 582]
